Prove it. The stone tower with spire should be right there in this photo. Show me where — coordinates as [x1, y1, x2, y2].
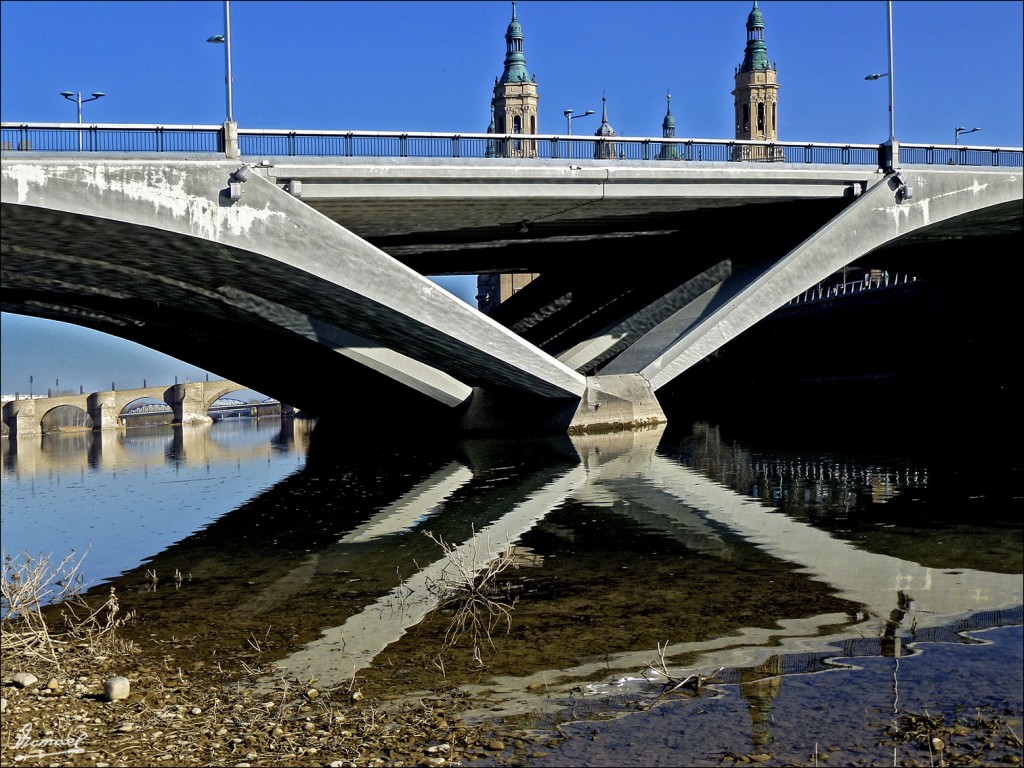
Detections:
[592, 94, 618, 159]
[491, 1, 539, 158]
[732, 1, 782, 161]
[478, 2, 542, 312]
[659, 92, 681, 160]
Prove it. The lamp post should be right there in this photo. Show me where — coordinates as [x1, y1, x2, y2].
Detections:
[864, 0, 897, 169]
[954, 126, 980, 145]
[207, 0, 239, 157]
[60, 90, 105, 151]
[563, 108, 595, 135]
[206, 0, 234, 122]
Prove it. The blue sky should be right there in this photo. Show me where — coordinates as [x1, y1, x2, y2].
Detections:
[2, 0, 1022, 396]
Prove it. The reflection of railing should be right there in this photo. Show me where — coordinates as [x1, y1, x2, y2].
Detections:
[3, 123, 1021, 168]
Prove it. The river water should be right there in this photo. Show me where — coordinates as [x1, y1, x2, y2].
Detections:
[2, 413, 1021, 766]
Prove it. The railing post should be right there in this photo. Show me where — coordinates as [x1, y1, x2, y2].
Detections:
[400, 134, 408, 158]
[452, 135, 460, 158]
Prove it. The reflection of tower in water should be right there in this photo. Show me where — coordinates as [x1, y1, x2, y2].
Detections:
[740, 655, 782, 753]
[882, 590, 912, 659]
[883, 590, 912, 744]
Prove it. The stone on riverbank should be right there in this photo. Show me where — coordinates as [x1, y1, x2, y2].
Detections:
[103, 675, 130, 701]
[11, 672, 37, 688]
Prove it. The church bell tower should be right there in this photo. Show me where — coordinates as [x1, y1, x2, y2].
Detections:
[478, 2, 542, 313]
[491, 1, 539, 158]
[732, 1, 782, 161]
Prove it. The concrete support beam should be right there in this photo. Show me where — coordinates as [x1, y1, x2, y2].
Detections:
[604, 167, 1024, 392]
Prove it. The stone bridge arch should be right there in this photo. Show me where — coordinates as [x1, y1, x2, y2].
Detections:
[2, 380, 248, 436]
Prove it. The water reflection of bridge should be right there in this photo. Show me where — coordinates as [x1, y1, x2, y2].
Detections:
[0, 417, 313, 476]
[70, 422, 1021, 730]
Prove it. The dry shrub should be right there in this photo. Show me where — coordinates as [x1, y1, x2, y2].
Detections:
[1, 549, 135, 672]
[423, 528, 519, 662]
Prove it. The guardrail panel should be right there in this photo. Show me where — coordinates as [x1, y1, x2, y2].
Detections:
[3, 123, 1021, 167]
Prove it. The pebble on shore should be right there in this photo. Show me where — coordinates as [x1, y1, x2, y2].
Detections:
[103, 675, 131, 701]
[11, 672, 38, 688]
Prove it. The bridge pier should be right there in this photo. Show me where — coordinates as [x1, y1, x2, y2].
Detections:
[87, 390, 123, 431]
[453, 374, 666, 436]
[4, 398, 39, 437]
[568, 374, 666, 435]
[166, 382, 214, 426]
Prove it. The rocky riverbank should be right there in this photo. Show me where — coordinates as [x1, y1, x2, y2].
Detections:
[1, 638, 550, 767]
[0, 567, 550, 768]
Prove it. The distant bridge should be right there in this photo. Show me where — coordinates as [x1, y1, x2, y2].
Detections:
[2, 124, 1021, 435]
[1, 379, 271, 437]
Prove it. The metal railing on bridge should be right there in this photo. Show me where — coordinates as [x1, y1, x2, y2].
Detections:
[3, 122, 1022, 168]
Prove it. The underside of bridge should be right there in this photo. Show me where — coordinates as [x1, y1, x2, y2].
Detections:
[2, 157, 1021, 436]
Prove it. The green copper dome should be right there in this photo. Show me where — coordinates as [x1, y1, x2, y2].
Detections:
[499, 1, 531, 84]
[747, 1, 765, 28]
[662, 93, 676, 132]
[740, 1, 773, 72]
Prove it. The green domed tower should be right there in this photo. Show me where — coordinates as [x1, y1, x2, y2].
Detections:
[491, 1, 539, 158]
[659, 92, 682, 160]
[732, 1, 782, 160]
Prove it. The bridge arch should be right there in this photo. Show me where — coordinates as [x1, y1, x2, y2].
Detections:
[600, 168, 1024, 393]
[0, 157, 583, 426]
[38, 402, 92, 433]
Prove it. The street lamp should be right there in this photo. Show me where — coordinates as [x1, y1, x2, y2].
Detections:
[207, 0, 234, 124]
[60, 90, 105, 151]
[563, 108, 595, 135]
[864, 0, 897, 169]
[954, 126, 980, 145]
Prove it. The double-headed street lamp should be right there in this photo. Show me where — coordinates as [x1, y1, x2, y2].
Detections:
[60, 90, 105, 151]
[563, 108, 594, 135]
[955, 126, 980, 145]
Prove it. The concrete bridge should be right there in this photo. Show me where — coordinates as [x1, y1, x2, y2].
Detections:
[2, 379, 249, 436]
[2, 129, 1021, 435]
